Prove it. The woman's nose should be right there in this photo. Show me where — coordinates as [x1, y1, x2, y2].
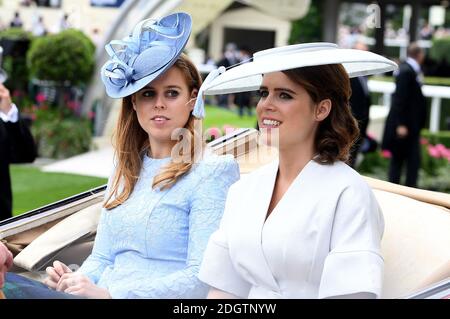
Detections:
[257, 95, 276, 112]
[153, 96, 166, 110]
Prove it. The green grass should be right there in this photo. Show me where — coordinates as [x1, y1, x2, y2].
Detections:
[11, 165, 107, 216]
[203, 105, 257, 131]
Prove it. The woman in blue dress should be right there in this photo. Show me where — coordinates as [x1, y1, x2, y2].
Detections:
[3, 12, 239, 299]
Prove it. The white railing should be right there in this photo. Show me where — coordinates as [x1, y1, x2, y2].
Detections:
[368, 80, 450, 133]
[363, 37, 432, 60]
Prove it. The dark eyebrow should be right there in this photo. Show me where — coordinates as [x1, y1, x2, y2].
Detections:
[165, 85, 182, 90]
[142, 85, 182, 90]
[259, 86, 297, 95]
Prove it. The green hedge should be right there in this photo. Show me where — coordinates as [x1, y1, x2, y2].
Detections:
[430, 37, 450, 63]
[0, 28, 33, 41]
[31, 107, 93, 159]
[421, 130, 450, 148]
[27, 29, 95, 85]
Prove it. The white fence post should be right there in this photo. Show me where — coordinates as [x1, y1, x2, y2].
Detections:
[430, 97, 442, 133]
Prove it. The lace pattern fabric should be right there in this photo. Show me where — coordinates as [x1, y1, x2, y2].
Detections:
[78, 153, 240, 298]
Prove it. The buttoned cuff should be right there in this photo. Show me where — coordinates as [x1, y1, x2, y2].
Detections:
[0, 103, 19, 123]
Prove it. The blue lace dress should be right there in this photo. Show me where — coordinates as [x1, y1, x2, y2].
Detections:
[77, 153, 240, 298]
[3, 153, 239, 299]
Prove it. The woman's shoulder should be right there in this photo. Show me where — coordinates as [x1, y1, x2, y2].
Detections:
[194, 152, 239, 177]
[228, 160, 276, 192]
[323, 161, 373, 195]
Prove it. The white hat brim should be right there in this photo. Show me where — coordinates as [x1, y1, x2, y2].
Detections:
[203, 43, 397, 95]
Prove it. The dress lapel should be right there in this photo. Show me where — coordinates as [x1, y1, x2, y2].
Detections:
[252, 159, 317, 291]
[247, 159, 281, 290]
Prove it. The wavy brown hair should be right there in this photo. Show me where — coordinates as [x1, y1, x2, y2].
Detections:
[104, 54, 203, 210]
[283, 64, 359, 164]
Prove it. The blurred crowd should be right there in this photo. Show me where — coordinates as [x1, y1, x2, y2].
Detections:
[0, 9, 71, 36]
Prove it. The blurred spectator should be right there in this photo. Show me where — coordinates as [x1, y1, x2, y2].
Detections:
[419, 22, 434, 40]
[216, 43, 239, 108]
[56, 13, 70, 32]
[217, 42, 239, 68]
[0, 83, 37, 221]
[338, 25, 351, 48]
[348, 41, 372, 168]
[91, 27, 102, 48]
[385, 22, 396, 39]
[32, 16, 47, 37]
[382, 43, 426, 188]
[10, 11, 23, 28]
[20, 0, 34, 6]
[234, 46, 253, 117]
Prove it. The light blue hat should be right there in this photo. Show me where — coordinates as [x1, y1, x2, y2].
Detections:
[101, 12, 192, 98]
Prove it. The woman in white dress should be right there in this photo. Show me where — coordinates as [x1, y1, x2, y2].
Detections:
[198, 44, 397, 299]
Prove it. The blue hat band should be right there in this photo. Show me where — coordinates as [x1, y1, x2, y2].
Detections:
[104, 45, 177, 88]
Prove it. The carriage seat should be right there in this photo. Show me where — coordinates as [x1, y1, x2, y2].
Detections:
[11, 184, 450, 299]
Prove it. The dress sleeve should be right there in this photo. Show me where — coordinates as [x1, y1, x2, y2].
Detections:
[318, 181, 385, 299]
[198, 180, 251, 298]
[77, 170, 116, 283]
[120, 156, 240, 299]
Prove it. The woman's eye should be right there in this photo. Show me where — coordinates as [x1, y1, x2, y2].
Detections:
[142, 90, 155, 98]
[166, 90, 179, 98]
[279, 92, 292, 100]
[257, 90, 268, 98]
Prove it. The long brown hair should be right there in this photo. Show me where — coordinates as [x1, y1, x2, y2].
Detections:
[104, 54, 203, 209]
[283, 64, 359, 164]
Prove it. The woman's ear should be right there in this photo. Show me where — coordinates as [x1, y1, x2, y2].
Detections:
[131, 95, 137, 111]
[188, 89, 198, 111]
[315, 99, 331, 122]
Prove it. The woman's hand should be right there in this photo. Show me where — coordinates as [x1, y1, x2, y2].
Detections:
[56, 272, 111, 299]
[0, 242, 13, 288]
[0, 84, 13, 115]
[44, 260, 72, 289]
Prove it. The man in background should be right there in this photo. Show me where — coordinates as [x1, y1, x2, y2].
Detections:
[382, 43, 427, 188]
[348, 41, 372, 168]
[0, 83, 37, 221]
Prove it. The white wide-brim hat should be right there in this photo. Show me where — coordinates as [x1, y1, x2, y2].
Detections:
[203, 43, 397, 95]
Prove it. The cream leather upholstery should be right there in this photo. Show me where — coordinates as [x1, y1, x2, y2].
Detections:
[374, 189, 450, 298]
[9, 181, 450, 298]
[13, 202, 103, 271]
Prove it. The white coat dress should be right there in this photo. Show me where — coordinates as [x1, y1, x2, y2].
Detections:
[199, 159, 384, 298]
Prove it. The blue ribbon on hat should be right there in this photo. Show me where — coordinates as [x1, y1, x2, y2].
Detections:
[102, 15, 185, 89]
[193, 66, 226, 119]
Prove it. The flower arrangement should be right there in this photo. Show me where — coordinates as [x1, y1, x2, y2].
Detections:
[358, 136, 450, 192]
[19, 92, 93, 159]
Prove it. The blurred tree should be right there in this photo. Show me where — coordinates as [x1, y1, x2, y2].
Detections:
[0, 28, 33, 93]
[289, 0, 323, 44]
